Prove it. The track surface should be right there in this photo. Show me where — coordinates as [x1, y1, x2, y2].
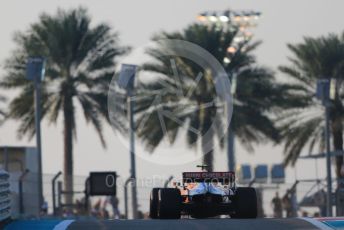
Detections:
[5, 218, 325, 230]
[69, 219, 320, 230]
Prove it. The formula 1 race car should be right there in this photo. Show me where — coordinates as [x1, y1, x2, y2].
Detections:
[149, 168, 257, 219]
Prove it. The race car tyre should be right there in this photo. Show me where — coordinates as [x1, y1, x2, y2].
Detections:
[231, 187, 257, 219]
[149, 188, 161, 219]
[158, 188, 182, 219]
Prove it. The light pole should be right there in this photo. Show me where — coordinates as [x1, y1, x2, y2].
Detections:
[325, 103, 332, 216]
[118, 64, 138, 219]
[228, 72, 237, 172]
[26, 57, 46, 209]
[316, 78, 335, 216]
[197, 9, 261, 171]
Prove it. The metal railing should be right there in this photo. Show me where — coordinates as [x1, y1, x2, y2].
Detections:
[0, 170, 10, 222]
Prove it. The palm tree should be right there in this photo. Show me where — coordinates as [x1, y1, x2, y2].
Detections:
[279, 33, 344, 184]
[0, 8, 129, 204]
[135, 24, 292, 171]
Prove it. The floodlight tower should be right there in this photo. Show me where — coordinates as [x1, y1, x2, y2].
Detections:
[196, 9, 261, 172]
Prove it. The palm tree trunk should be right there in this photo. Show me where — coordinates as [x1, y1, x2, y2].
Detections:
[202, 143, 213, 172]
[201, 112, 214, 172]
[331, 117, 344, 188]
[63, 95, 74, 207]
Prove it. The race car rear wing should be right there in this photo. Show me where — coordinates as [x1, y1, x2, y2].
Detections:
[182, 172, 235, 183]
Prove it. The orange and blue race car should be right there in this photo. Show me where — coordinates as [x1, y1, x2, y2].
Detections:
[149, 166, 258, 219]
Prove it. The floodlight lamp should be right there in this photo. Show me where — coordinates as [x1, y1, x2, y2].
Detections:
[227, 46, 237, 54]
[223, 57, 231, 64]
[197, 13, 207, 22]
[208, 13, 218, 22]
[219, 15, 229, 22]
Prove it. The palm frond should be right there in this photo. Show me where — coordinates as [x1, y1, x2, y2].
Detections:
[278, 33, 344, 168]
[1, 7, 129, 146]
